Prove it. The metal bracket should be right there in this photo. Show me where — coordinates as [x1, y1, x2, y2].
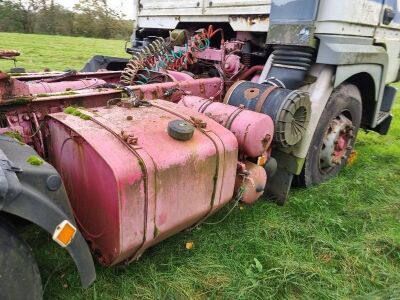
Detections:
[264, 168, 293, 205]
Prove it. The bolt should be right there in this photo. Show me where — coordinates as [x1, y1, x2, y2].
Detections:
[23, 115, 30, 121]
[127, 137, 138, 145]
[11, 116, 18, 123]
[127, 116, 133, 121]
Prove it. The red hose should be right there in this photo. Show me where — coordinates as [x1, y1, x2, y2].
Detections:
[237, 65, 264, 81]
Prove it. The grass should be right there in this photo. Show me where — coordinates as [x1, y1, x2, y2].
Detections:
[0, 32, 129, 72]
[2, 33, 400, 299]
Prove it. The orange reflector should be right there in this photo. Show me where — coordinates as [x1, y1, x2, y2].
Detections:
[52, 220, 77, 247]
[257, 155, 267, 166]
[347, 150, 358, 166]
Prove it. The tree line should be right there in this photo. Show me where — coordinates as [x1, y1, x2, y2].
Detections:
[0, 0, 133, 39]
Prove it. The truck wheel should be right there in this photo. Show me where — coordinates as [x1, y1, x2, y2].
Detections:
[301, 84, 362, 186]
[0, 220, 43, 300]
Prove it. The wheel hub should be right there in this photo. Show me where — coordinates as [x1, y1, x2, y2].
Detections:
[319, 114, 355, 170]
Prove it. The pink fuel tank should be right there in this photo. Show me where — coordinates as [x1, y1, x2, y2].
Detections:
[179, 96, 274, 158]
[46, 100, 238, 266]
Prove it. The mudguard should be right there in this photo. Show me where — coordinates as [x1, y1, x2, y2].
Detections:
[0, 135, 95, 288]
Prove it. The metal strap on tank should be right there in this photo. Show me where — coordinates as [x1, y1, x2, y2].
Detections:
[255, 86, 278, 113]
[75, 109, 152, 263]
[225, 106, 245, 130]
[223, 80, 246, 104]
[198, 99, 214, 113]
[151, 103, 225, 224]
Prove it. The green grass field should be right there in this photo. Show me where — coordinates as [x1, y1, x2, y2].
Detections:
[2, 33, 400, 300]
[0, 32, 129, 71]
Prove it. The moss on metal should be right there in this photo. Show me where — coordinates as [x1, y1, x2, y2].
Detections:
[3, 131, 23, 143]
[64, 106, 91, 120]
[26, 155, 44, 166]
[36, 91, 78, 98]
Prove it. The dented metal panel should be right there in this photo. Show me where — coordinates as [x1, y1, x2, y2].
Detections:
[46, 100, 238, 265]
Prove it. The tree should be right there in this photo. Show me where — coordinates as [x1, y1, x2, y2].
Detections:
[73, 0, 126, 39]
[0, 0, 132, 39]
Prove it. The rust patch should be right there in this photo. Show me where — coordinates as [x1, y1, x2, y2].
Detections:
[199, 83, 205, 95]
[244, 88, 260, 100]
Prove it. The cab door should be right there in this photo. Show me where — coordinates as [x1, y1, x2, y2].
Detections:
[376, 0, 400, 82]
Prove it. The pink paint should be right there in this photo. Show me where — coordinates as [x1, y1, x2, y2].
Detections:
[162, 70, 194, 82]
[27, 78, 106, 95]
[224, 55, 241, 74]
[175, 47, 223, 61]
[130, 77, 223, 102]
[46, 100, 238, 265]
[179, 96, 274, 158]
[251, 74, 261, 83]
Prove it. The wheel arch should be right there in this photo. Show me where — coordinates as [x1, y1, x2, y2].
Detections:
[278, 64, 370, 175]
[0, 136, 96, 288]
[334, 67, 380, 129]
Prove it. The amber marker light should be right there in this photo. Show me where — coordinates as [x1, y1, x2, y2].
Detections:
[52, 220, 77, 247]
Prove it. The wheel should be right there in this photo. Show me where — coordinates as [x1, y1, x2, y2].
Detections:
[301, 84, 362, 186]
[0, 220, 43, 300]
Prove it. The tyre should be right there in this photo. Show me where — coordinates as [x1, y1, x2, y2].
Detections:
[0, 220, 43, 300]
[301, 84, 362, 186]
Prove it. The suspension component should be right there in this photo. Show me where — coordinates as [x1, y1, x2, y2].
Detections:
[120, 26, 223, 85]
[120, 37, 167, 85]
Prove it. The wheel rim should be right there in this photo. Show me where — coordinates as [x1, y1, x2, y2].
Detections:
[319, 113, 355, 173]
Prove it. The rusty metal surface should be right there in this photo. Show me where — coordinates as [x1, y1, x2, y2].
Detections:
[46, 100, 238, 265]
[0, 73, 224, 158]
[11, 71, 122, 83]
[27, 79, 106, 95]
